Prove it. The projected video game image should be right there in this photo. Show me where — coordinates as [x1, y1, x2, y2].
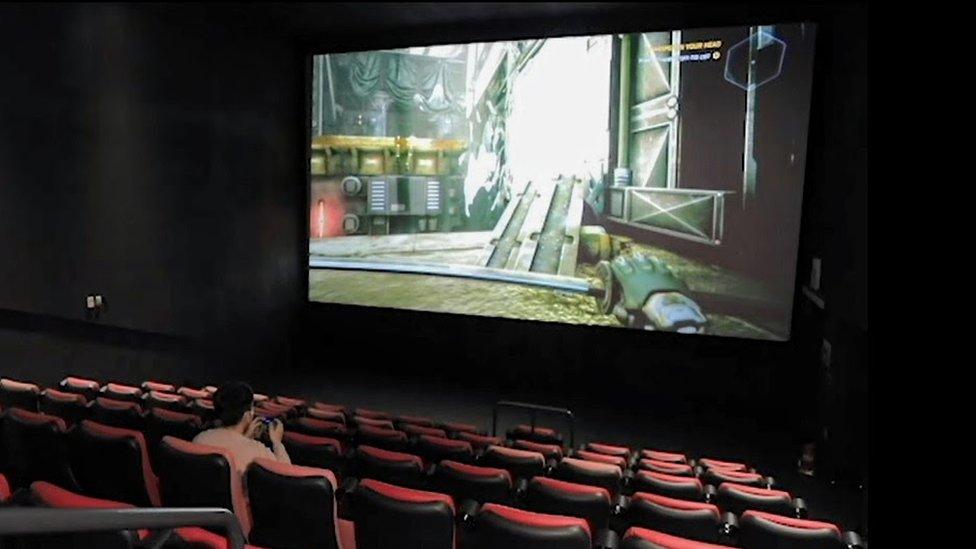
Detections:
[308, 24, 816, 340]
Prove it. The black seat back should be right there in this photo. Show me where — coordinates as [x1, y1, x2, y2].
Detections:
[246, 458, 342, 549]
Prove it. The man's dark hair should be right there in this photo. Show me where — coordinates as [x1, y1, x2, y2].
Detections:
[213, 382, 254, 426]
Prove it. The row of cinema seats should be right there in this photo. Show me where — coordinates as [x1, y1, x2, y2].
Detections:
[0, 376, 863, 548]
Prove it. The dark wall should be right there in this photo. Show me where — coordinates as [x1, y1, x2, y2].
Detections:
[0, 4, 305, 369]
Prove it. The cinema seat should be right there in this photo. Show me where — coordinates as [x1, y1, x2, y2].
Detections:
[430, 460, 513, 504]
[177, 386, 210, 400]
[275, 396, 306, 408]
[28, 481, 145, 549]
[59, 376, 101, 401]
[586, 443, 632, 460]
[354, 407, 391, 420]
[140, 380, 175, 393]
[716, 483, 805, 517]
[507, 424, 563, 445]
[514, 439, 564, 461]
[638, 459, 695, 477]
[620, 527, 736, 549]
[156, 436, 251, 536]
[38, 388, 89, 426]
[258, 401, 294, 418]
[401, 423, 448, 438]
[524, 476, 613, 531]
[698, 458, 748, 472]
[69, 420, 161, 507]
[623, 492, 723, 543]
[142, 390, 188, 412]
[480, 445, 547, 480]
[576, 450, 628, 471]
[457, 432, 503, 450]
[313, 401, 347, 414]
[632, 471, 706, 501]
[292, 417, 349, 439]
[190, 398, 216, 422]
[352, 478, 456, 549]
[0, 378, 41, 411]
[700, 468, 769, 489]
[29, 481, 254, 549]
[355, 445, 426, 489]
[640, 450, 687, 464]
[738, 511, 862, 549]
[416, 434, 475, 464]
[0, 474, 10, 504]
[397, 415, 434, 427]
[357, 424, 409, 452]
[464, 503, 592, 549]
[553, 457, 623, 498]
[100, 383, 144, 404]
[441, 421, 483, 435]
[1, 408, 77, 489]
[91, 397, 145, 431]
[282, 431, 347, 478]
[144, 408, 203, 465]
[246, 458, 354, 549]
[353, 415, 396, 430]
[308, 407, 347, 423]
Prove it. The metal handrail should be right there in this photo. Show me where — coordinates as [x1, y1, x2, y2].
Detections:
[492, 400, 576, 448]
[0, 507, 245, 549]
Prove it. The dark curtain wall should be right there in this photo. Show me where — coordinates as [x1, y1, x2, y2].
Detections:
[0, 4, 306, 371]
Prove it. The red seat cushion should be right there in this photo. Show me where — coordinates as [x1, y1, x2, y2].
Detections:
[640, 471, 703, 488]
[577, 450, 627, 469]
[641, 450, 687, 463]
[42, 388, 87, 404]
[513, 439, 563, 459]
[0, 474, 10, 503]
[534, 476, 611, 504]
[359, 445, 423, 467]
[624, 526, 735, 548]
[8, 407, 67, 431]
[441, 460, 512, 487]
[480, 503, 590, 539]
[741, 511, 842, 538]
[142, 381, 176, 393]
[1, 378, 40, 392]
[283, 431, 343, 452]
[62, 377, 100, 390]
[586, 442, 631, 457]
[639, 459, 694, 475]
[721, 483, 791, 500]
[632, 492, 720, 517]
[457, 432, 503, 448]
[699, 458, 747, 472]
[30, 481, 150, 539]
[360, 478, 455, 514]
[176, 387, 211, 400]
[402, 424, 448, 438]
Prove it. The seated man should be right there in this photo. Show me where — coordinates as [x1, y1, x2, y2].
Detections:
[193, 381, 290, 473]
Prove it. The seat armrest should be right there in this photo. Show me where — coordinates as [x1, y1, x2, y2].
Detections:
[703, 484, 717, 503]
[338, 477, 358, 497]
[515, 478, 529, 500]
[843, 530, 864, 549]
[622, 468, 634, 488]
[793, 497, 808, 518]
[458, 498, 480, 523]
[593, 528, 620, 549]
[614, 494, 629, 515]
[546, 458, 558, 472]
[720, 511, 738, 542]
